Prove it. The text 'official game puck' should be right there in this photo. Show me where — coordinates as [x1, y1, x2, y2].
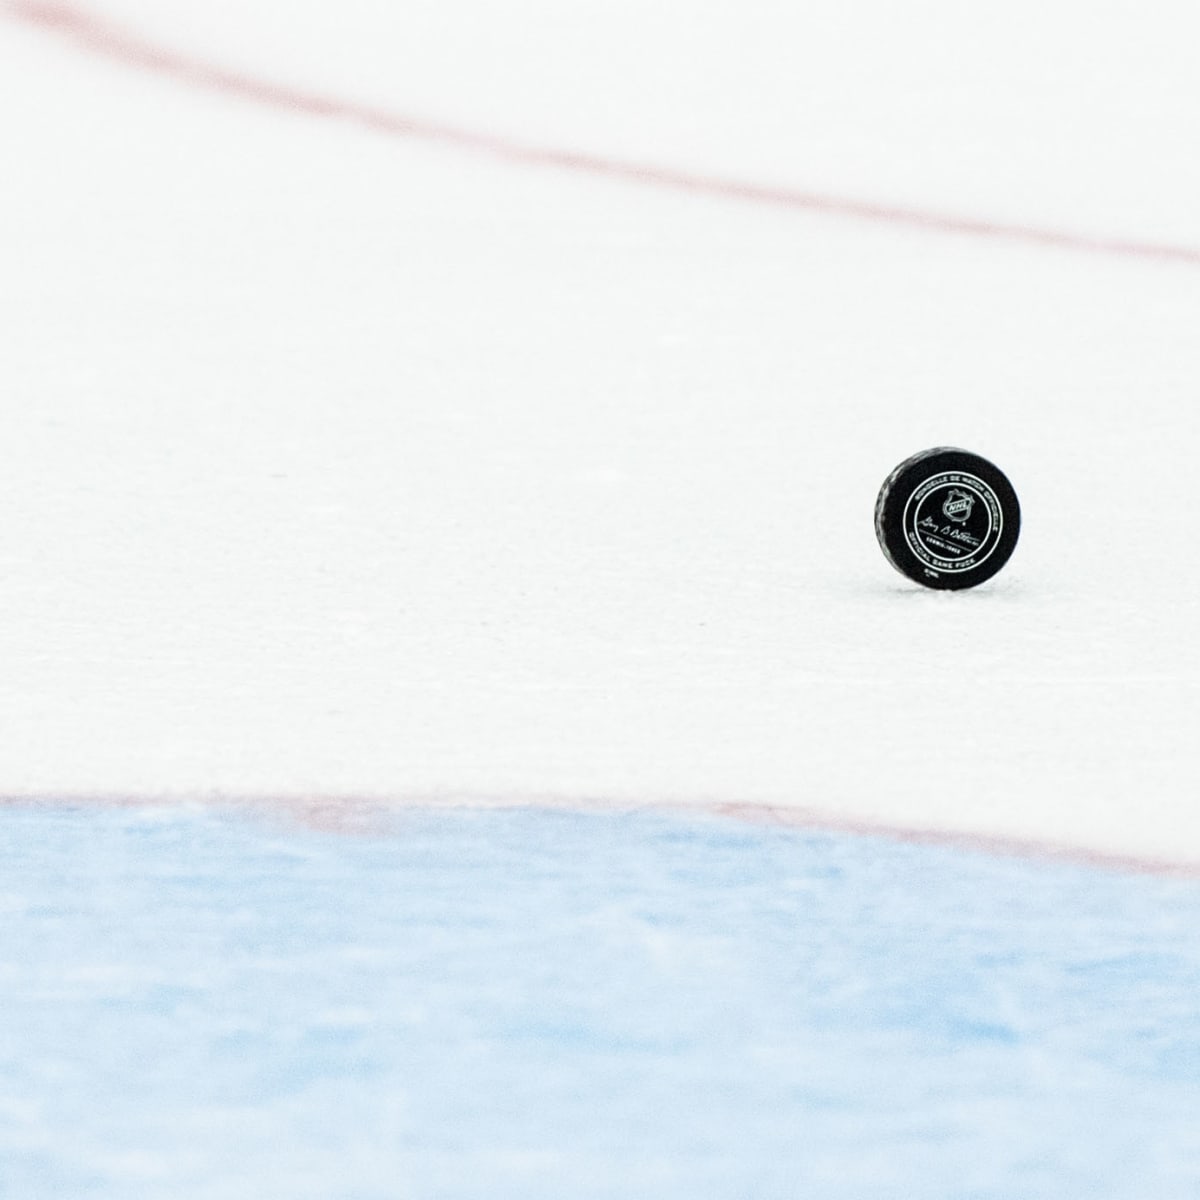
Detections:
[875, 448, 1020, 590]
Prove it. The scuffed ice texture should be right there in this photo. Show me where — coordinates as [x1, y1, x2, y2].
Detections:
[2, 805, 1199, 1200]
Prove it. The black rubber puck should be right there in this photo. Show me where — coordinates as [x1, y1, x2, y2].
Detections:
[875, 448, 1020, 590]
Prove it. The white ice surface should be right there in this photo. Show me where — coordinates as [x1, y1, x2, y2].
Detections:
[1, 1, 1200, 859]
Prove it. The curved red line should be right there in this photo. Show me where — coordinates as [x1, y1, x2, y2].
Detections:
[3, 791, 1198, 880]
[8, 0, 1200, 267]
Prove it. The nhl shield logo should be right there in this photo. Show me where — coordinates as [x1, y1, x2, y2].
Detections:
[942, 488, 974, 523]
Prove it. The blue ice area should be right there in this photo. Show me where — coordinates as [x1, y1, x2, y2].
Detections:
[2, 805, 1200, 1200]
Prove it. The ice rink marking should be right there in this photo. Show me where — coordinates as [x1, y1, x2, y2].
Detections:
[3, 793, 1199, 881]
[7, 0, 1200, 268]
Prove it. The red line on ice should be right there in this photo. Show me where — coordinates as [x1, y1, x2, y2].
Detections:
[3, 792, 1199, 880]
[8, 0, 1200, 267]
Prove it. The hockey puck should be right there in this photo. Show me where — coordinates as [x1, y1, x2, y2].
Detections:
[874, 448, 1020, 590]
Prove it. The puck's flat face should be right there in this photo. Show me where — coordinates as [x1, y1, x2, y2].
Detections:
[875, 448, 1020, 590]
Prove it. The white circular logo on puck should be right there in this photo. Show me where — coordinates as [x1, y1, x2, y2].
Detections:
[902, 471, 1003, 573]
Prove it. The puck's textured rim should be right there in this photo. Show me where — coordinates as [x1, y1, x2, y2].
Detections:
[875, 447, 1020, 590]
